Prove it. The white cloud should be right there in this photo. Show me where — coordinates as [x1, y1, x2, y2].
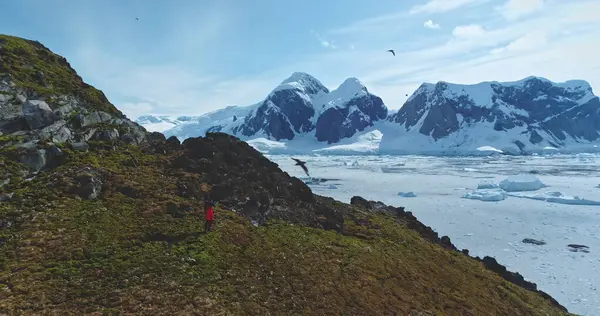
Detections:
[65, 0, 600, 118]
[424, 20, 441, 29]
[452, 24, 486, 39]
[497, 0, 544, 20]
[410, 0, 487, 14]
[311, 30, 337, 49]
[490, 31, 548, 55]
[299, 0, 600, 110]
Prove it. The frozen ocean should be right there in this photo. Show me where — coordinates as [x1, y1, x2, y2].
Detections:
[267, 153, 600, 316]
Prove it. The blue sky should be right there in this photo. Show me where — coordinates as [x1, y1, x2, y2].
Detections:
[1, 0, 599, 119]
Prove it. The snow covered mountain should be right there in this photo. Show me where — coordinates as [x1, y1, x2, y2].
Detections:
[159, 72, 388, 149]
[135, 115, 199, 133]
[380, 76, 600, 155]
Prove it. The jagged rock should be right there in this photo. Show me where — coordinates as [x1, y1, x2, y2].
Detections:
[53, 104, 75, 120]
[18, 143, 64, 172]
[93, 129, 119, 141]
[80, 111, 113, 127]
[119, 133, 136, 144]
[39, 120, 73, 143]
[22, 100, 57, 130]
[166, 136, 181, 147]
[350, 196, 372, 210]
[45, 144, 64, 169]
[73, 168, 104, 200]
[15, 94, 26, 104]
[20, 147, 47, 172]
[568, 244, 590, 253]
[523, 238, 546, 245]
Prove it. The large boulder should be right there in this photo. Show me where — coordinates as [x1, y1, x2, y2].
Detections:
[22, 100, 56, 130]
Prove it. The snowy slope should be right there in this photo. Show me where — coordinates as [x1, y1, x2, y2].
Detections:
[381, 76, 600, 155]
[135, 115, 200, 133]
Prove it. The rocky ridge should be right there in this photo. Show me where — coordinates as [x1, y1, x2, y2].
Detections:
[0, 34, 147, 176]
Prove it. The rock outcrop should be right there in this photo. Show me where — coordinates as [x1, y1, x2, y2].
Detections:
[0, 34, 148, 174]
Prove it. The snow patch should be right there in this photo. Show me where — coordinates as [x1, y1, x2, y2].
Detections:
[246, 138, 287, 153]
[499, 175, 546, 192]
[477, 146, 504, 154]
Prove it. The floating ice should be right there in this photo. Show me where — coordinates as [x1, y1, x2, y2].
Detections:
[462, 189, 507, 202]
[499, 174, 546, 192]
[397, 191, 417, 198]
[477, 180, 499, 189]
[508, 191, 600, 206]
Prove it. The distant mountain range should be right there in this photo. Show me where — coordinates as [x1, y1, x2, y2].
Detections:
[136, 73, 600, 156]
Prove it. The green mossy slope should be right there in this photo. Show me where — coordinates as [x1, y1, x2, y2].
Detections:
[0, 143, 573, 316]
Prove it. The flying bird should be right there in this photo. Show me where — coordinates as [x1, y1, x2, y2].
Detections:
[291, 158, 310, 177]
[387, 49, 395, 56]
[135, 17, 139, 21]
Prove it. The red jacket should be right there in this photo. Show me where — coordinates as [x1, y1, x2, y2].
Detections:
[205, 207, 215, 221]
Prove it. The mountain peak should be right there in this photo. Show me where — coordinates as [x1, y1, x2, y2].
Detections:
[271, 72, 329, 97]
[337, 77, 367, 94]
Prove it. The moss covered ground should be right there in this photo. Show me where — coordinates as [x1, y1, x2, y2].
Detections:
[0, 34, 122, 116]
[0, 142, 574, 316]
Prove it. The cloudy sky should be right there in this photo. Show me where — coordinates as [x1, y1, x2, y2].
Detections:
[2, 0, 599, 119]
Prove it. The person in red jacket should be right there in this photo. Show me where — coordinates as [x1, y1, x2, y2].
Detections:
[204, 200, 216, 233]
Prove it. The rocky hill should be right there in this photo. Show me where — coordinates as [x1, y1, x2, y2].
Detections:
[0, 34, 575, 315]
[0, 34, 147, 175]
[154, 72, 388, 145]
[380, 76, 600, 155]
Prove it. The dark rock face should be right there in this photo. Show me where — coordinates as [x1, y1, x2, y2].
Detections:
[522, 238, 546, 245]
[349, 196, 568, 312]
[235, 101, 296, 140]
[171, 132, 344, 232]
[388, 77, 600, 149]
[568, 244, 590, 253]
[267, 89, 316, 134]
[22, 100, 56, 130]
[315, 95, 387, 143]
[73, 168, 104, 200]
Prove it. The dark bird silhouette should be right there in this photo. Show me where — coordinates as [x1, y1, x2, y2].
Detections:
[291, 158, 310, 177]
[387, 49, 395, 56]
[405, 94, 409, 96]
[136, 17, 139, 21]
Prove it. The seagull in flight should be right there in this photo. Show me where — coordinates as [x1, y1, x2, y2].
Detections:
[387, 49, 395, 56]
[291, 158, 310, 177]
[135, 17, 139, 21]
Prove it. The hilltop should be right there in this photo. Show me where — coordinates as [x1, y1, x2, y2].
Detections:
[0, 34, 574, 315]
